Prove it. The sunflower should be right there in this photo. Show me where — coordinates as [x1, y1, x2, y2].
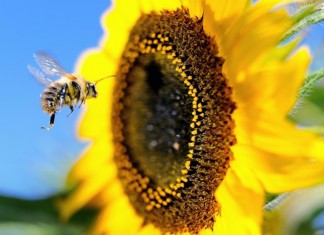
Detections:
[59, 0, 324, 234]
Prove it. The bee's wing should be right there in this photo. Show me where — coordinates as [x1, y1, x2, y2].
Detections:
[33, 51, 69, 77]
[27, 65, 54, 85]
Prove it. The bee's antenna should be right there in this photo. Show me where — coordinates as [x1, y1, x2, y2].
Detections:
[95, 75, 115, 85]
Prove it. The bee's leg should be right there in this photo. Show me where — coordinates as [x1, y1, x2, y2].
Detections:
[49, 113, 55, 127]
[71, 81, 82, 108]
[42, 113, 55, 130]
[72, 81, 81, 99]
[67, 105, 74, 117]
[58, 84, 68, 111]
[79, 99, 85, 108]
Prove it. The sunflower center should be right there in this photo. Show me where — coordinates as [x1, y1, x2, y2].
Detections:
[123, 54, 192, 188]
[112, 7, 236, 234]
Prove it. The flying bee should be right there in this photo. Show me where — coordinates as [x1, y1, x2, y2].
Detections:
[28, 51, 113, 130]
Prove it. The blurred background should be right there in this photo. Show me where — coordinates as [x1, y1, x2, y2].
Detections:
[0, 0, 110, 199]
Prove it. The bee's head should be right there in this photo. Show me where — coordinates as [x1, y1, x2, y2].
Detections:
[86, 82, 98, 98]
[86, 75, 114, 98]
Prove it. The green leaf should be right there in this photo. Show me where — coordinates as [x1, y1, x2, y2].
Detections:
[0, 196, 97, 235]
[0, 223, 83, 235]
[290, 68, 324, 127]
[264, 194, 288, 212]
[299, 68, 324, 99]
[281, 2, 324, 42]
[263, 185, 324, 235]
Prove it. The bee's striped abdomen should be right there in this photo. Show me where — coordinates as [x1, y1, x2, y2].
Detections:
[41, 82, 63, 114]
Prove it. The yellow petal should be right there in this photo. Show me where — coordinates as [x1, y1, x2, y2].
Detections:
[148, 0, 181, 13]
[181, 0, 205, 19]
[76, 50, 116, 82]
[222, 6, 291, 82]
[76, 51, 115, 140]
[204, 0, 266, 49]
[101, 0, 141, 59]
[136, 0, 181, 14]
[232, 114, 324, 193]
[204, 0, 250, 23]
[58, 166, 112, 220]
[102, 0, 182, 60]
[214, 162, 264, 235]
[58, 138, 114, 219]
[203, 0, 294, 93]
[90, 194, 146, 235]
[232, 47, 310, 118]
[234, 146, 324, 193]
[69, 137, 113, 181]
[265, 38, 301, 62]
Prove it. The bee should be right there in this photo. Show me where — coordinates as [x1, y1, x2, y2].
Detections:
[28, 51, 113, 130]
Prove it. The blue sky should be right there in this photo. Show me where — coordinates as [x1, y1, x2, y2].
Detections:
[0, 1, 323, 200]
[0, 1, 110, 199]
